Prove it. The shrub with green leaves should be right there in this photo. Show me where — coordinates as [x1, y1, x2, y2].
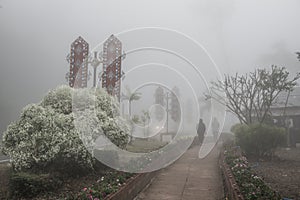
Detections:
[10, 172, 62, 198]
[232, 123, 286, 157]
[1, 85, 129, 173]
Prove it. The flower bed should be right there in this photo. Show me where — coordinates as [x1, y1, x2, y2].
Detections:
[220, 148, 244, 200]
[4, 166, 158, 199]
[221, 146, 282, 200]
[64, 171, 134, 200]
[59, 170, 157, 200]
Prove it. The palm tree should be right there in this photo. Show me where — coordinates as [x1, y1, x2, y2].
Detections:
[122, 86, 141, 144]
[123, 86, 142, 117]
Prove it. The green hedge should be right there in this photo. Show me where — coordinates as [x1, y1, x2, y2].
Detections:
[232, 123, 286, 157]
[10, 172, 62, 198]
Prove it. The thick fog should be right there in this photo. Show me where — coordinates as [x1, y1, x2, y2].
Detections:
[1, 0, 300, 134]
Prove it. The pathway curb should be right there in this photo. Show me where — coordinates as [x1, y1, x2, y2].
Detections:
[105, 171, 158, 200]
[219, 149, 244, 200]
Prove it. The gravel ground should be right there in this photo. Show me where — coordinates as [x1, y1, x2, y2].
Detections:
[249, 147, 300, 200]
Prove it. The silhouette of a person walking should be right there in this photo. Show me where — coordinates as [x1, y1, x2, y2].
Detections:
[197, 118, 206, 144]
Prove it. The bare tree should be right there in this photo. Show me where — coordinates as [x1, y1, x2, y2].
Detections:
[211, 66, 300, 125]
[185, 98, 193, 123]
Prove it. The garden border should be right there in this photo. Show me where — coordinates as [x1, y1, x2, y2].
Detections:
[219, 149, 244, 200]
[104, 171, 157, 200]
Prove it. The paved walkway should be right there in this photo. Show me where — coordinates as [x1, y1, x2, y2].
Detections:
[135, 144, 224, 200]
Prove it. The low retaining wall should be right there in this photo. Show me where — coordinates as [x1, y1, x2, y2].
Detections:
[105, 171, 157, 200]
[219, 150, 244, 200]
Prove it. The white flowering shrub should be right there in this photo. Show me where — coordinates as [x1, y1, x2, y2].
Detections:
[2, 85, 129, 173]
[41, 85, 73, 114]
[95, 88, 120, 118]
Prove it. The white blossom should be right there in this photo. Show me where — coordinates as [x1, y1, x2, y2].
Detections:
[2, 85, 129, 171]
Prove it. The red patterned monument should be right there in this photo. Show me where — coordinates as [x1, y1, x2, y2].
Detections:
[69, 36, 89, 88]
[102, 35, 122, 101]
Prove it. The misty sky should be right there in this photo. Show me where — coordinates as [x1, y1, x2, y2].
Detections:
[1, 0, 300, 133]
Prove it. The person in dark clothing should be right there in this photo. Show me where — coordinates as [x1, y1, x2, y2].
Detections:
[197, 118, 206, 144]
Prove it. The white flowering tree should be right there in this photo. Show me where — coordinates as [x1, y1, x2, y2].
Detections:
[2, 85, 129, 173]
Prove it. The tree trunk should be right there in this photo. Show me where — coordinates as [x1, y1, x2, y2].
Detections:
[129, 101, 132, 117]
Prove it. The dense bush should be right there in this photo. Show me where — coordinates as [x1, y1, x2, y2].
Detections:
[41, 85, 73, 115]
[2, 85, 129, 173]
[10, 172, 62, 198]
[231, 123, 248, 135]
[232, 123, 286, 157]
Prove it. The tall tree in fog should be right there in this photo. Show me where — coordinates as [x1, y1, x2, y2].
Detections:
[154, 86, 165, 121]
[195, 0, 235, 70]
[211, 66, 300, 125]
[140, 110, 150, 137]
[185, 98, 193, 123]
[259, 43, 300, 75]
[170, 86, 181, 122]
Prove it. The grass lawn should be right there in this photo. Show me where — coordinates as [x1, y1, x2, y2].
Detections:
[126, 138, 167, 153]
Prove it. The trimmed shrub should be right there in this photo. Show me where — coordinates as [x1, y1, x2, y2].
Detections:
[232, 123, 286, 157]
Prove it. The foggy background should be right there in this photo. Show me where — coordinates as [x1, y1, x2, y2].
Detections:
[1, 0, 300, 136]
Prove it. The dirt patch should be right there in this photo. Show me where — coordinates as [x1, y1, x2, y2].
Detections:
[249, 147, 300, 199]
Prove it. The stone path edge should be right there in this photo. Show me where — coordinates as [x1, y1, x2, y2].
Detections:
[105, 171, 158, 200]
